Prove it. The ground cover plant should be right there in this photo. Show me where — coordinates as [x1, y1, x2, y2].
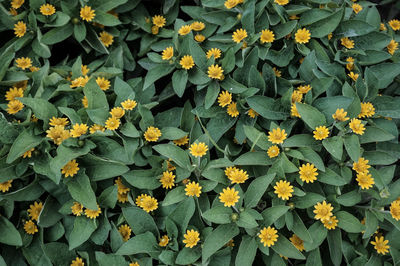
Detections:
[0, 0, 400, 265]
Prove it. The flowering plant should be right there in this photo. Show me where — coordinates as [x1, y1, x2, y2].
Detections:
[1, 0, 400, 265]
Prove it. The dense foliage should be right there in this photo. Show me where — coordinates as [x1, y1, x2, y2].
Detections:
[1, 0, 400, 265]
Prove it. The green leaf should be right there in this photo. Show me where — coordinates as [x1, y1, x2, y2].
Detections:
[172, 70, 188, 97]
[283, 134, 319, 148]
[235, 236, 257, 266]
[169, 197, 195, 233]
[318, 168, 348, 186]
[95, 252, 127, 266]
[292, 211, 313, 243]
[160, 127, 187, 141]
[298, 147, 325, 172]
[205, 81, 220, 109]
[308, 8, 344, 38]
[202, 224, 240, 262]
[363, 211, 378, 239]
[359, 126, 395, 144]
[343, 135, 360, 162]
[244, 174, 275, 208]
[262, 206, 290, 226]
[202, 206, 232, 224]
[65, 171, 97, 210]
[143, 64, 175, 90]
[243, 125, 270, 151]
[304, 222, 327, 251]
[153, 144, 191, 170]
[336, 211, 364, 233]
[80, 154, 130, 181]
[306, 249, 322, 266]
[233, 151, 272, 166]
[337, 190, 361, 207]
[189, 37, 207, 70]
[336, 20, 375, 37]
[296, 102, 327, 129]
[18, 98, 57, 125]
[292, 193, 325, 209]
[272, 21, 297, 40]
[41, 24, 74, 45]
[0, 216, 22, 246]
[122, 207, 158, 236]
[175, 247, 201, 265]
[363, 151, 397, 165]
[6, 129, 42, 163]
[272, 234, 306, 260]
[94, 11, 121, 26]
[162, 186, 186, 206]
[327, 229, 342, 266]
[247, 96, 288, 120]
[69, 216, 98, 250]
[38, 196, 63, 228]
[116, 232, 159, 256]
[322, 136, 343, 161]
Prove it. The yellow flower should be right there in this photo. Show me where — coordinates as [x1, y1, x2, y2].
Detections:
[49, 117, 69, 127]
[118, 224, 132, 242]
[71, 202, 83, 216]
[291, 90, 303, 103]
[14, 21, 26, 37]
[7, 100, 24, 114]
[191, 21, 205, 31]
[297, 85, 312, 94]
[11, 0, 24, 9]
[173, 135, 189, 146]
[352, 157, 370, 173]
[348, 71, 359, 81]
[81, 65, 90, 75]
[183, 229, 200, 248]
[387, 40, 399, 55]
[349, 118, 365, 135]
[219, 187, 240, 207]
[178, 25, 192, 35]
[140, 195, 158, 212]
[227, 102, 239, 117]
[117, 192, 129, 203]
[313, 126, 329, 140]
[152, 15, 166, 27]
[295, 28, 311, 44]
[218, 91, 232, 107]
[352, 3, 362, 14]
[70, 123, 88, 138]
[0, 180, 13, 193]
[159, 235, 169, 247]
[195, 34, 205, 42]
[129, 262, 139, 266]
[341, 37, 354, 49]
[15, 57, 32, 70]
[274, 0, 289, 5]
[273, 67, 281, 77]
[162, 46, 174, 60]
[144, 126, 162, 142]
[228, 168, 248, 184]
[89, 124, 105, 134]
[390, 200, 400, 221]
[291, 104, 301, 118]
[313, 201, 333, 221]
[5, 87, 23, 101]
[24, 220, 38, 235]
[96, 77, 110, 91]
[389, 19, 400, 31]
[46, 125, 70, 145]
[167, 159, 176, 171]
[105, 116, 120, 130]
[232, 28, 247, 43]
[268, 127, 287, 144]
[121, 99, 137, 110]
[80, 6, 96, 22]
[358, 102, 375, 118]
[185, 181, 202, 197]
[299, 163, 318, 183]
[40, 4, 55, 16]
[71, 257, 84, 266]
[206, 48, 222, 59]
[180, 55, 195, 70]
[28, 201, 43, 221]
[370, 236, 390, 255]
[322, 215, 338, 230]
[290, 234, 304, 251]
[225, 166, 237, 178]
[62, 159, 79, 178]
[274, 180, 294, 200]
[115, 177, 130, 194]
[85, 204, 101, 219]
[356, 171, 374, 189]
[207, 64, 224, 80]
[267, 145, 280, 158]
[260, 29, 275, 43]
[160, 171, 175, 189]
[332, 108, 349, 121]
[110, 107, 125, 119]
[380, 23, 387, 31]
[259, 226, 278, 247]
[189, 142, 208, 157]
[247, 109, 258, 118]
[135, 194, 147, 207]
[151, 25, 159, 35]
[22, 148, 34, 158]
[99, 31, 114, 47]
[346, 57, 354, 71]
[224, 0, 238, 9]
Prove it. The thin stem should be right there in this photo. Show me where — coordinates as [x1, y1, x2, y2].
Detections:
[195, 112, 227, 156]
